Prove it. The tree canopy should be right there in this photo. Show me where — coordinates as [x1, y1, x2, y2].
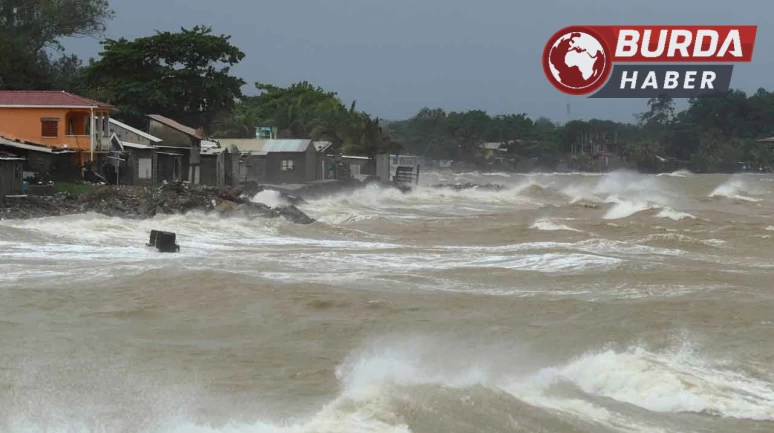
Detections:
[85, 25, 246, 129]
[214, 82, 401, 157]
[0, 0, 113, 90]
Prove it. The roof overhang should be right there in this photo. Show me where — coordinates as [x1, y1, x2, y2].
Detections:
[0, 105, 113, 110]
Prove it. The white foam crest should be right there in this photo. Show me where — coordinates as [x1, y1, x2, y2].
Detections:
[657, 170, 692, 178]
[562, 171, 677, 211]
[603, 196, 656, 220]
[530, 218, 582, 232]
[161, 404, 411, 433]
[656, 208, 696, 221]
[251, 190, 288, 207]
[709, 177, 761, 202]
[303, 182, 541, 222]
[539, 345, 774, 420]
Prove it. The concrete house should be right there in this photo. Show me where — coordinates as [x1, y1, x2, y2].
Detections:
[0, 90, 114, 166]
[146, 115, 204, 184]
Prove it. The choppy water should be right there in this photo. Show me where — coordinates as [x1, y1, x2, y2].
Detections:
[2, 171, 774, 433]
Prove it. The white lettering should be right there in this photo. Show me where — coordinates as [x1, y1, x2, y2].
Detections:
[693, 30, 718, 57]
[664, 71, 680, 89]
[684, 71, 697, 89]
[620, 70, 638, 88]
[615, 30, 640, 57]
[641, 71, 659, 89]
[668, 30, 692, 57]
[642, 29, 667, 57]
[717, 29, 743, 57]
[701, 71, 716, 89]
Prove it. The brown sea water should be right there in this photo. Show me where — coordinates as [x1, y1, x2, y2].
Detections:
[1, 170, 774, 432]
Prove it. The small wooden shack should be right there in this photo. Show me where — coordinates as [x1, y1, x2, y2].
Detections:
[0, 152, 25, 198]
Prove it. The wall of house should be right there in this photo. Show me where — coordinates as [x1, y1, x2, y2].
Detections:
[157, 154, 183, 183]
[124, 149, 156, 186]
[0, 107, 109, 152]
[265, 152, 308, 184]
[305, 145, 317, 183]
[109, 124, 154, 147]
[375, 154, 390, 182]
[0, 159, 24, 198]
[147, 121, 195, 148]
[341, 157, 376, 176]
[200, 154, 225, 186]
[147, 119, 201, 183]
[246, 155, 266, 183]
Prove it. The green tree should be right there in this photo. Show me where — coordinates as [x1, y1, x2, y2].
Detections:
[0, 0, 113, 90]
[85, 25, 246, 130]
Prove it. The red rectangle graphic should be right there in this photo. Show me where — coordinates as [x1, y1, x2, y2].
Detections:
[588, 26, 757, 62]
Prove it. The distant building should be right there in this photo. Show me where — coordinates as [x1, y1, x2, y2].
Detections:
[107, 119, 163, 186]
[215, 138, 320, 185]
[341, 155, 374, 176]
[376, 154, 424, 186]
[146, 115, 205, 184]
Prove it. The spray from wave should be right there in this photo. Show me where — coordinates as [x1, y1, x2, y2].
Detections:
[709, 177, 761, 202]
[162, 336, 774, 433]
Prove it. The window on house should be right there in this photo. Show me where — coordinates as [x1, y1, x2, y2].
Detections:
[41, 119, 59, 137]
[281, 159, 295, 171]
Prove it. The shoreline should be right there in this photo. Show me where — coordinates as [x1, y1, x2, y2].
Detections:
[0, 182, 318, 224]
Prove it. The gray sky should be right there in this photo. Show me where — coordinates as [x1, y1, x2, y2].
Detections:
[64, 0, 771, 123]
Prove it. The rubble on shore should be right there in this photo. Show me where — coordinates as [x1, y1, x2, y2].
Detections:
[0, 182, 315, 224]
[432, 183, 506, 191]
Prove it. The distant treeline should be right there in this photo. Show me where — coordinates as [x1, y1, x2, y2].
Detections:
[2, 0, 773, 171]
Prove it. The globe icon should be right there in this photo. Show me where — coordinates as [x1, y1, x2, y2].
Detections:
[547, 31, 607, 91]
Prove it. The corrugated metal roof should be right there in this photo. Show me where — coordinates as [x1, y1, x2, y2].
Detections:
[0, 136, 75, 153]
[0, 90, 114, 109]
[147, 114, 206, 140]
[215, 138, 267, 152]
[262, 139, 312, 153]
[109, 118, 162, 142]
[121, 141, 153, 150]
[214, 138, 312, 153]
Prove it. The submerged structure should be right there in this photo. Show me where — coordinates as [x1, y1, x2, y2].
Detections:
[147, 230, 180, 253]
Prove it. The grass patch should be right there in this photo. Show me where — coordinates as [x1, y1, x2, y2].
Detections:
[54, 182, 93, 197]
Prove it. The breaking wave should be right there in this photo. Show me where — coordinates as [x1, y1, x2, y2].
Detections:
[530, 218, 582, 232]
[710, 177, 761, 202]
[156, 337, 774, 433]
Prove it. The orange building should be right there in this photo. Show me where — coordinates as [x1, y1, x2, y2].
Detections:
[0, 91, 115, 164]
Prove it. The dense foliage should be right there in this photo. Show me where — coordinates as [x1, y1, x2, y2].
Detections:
[213, 82, 401, 157]
[386, 91, 774, 171]
[0, 0, 113, 90]
[84, 26, 246, 129]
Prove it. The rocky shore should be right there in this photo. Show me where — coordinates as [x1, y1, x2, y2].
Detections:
[0, 182, 315, 224]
